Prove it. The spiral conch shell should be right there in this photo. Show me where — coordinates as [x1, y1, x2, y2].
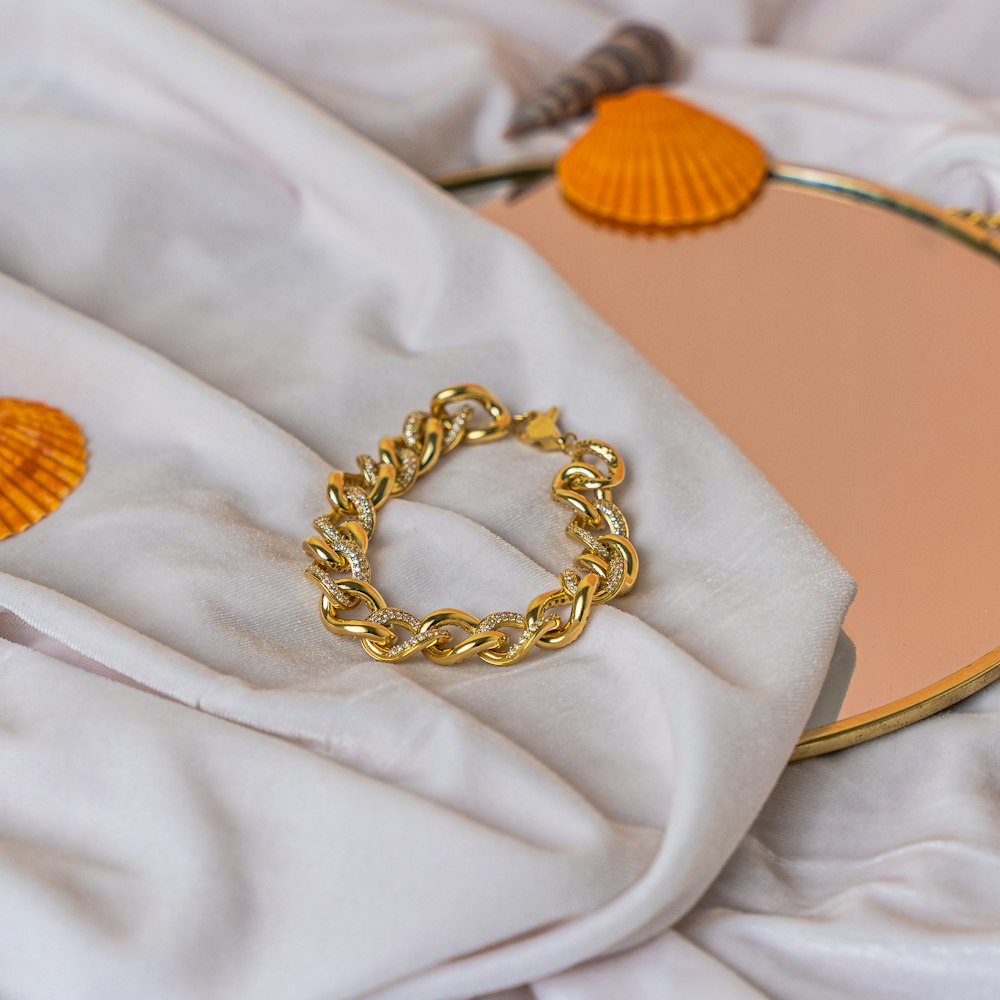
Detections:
[557, 89, 768, 228]
[506, 22, 677, 137]
[0, 399, 87, 540]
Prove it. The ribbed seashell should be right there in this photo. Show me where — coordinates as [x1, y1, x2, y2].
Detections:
[556, 88, 768, 228]
[0, 399, 87, 540]
[506, 22, 677, 137]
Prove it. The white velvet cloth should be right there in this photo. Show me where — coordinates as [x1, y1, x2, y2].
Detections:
[0, 1, 996, 998]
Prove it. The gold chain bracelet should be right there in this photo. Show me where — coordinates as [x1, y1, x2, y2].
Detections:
[303, 384, 638, 666]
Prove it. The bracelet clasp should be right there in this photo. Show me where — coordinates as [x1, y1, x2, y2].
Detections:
[513, 407, 576, 452]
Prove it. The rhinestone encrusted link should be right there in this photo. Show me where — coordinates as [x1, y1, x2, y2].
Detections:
[357, 454, 380, 486]
[366, 608, 450, 659]
[442, 404, 474, 447]
[403, 411, 429, 451]
[395, 446, 418, 491]
[476, 610, 560, 661]
[339, 485, 375, 535]
[314, 515, 371, 581]
[567, 519, 610, 557]
[593, 497, 628, 538]
[305, 563, 360, 609]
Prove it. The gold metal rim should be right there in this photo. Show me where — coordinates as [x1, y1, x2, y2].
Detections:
[440, 158, 1000, 758]
[439, 159, 1000, 259]
[791, 644, 1000, 761]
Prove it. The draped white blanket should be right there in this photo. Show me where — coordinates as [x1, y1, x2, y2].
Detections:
[0, 2, 997, 998]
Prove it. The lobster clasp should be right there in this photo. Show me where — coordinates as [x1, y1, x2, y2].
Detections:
[513, 407, 574, 452]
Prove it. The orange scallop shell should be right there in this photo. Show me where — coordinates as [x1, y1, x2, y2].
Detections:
[0, 399, 87, 540]
[557, 88, 768, 228]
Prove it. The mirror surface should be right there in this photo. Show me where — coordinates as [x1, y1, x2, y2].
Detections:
[466, 166, 1000, 755]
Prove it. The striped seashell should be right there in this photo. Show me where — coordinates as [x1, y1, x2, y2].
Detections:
[556, 88, 768, 228]
[506, 22, 676, 138]
[0, 398, 87, 540]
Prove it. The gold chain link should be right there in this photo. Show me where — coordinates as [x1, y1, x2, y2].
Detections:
[303, 384, 638, 666]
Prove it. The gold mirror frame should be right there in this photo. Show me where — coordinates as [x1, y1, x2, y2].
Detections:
[440, 160, 1000, 761]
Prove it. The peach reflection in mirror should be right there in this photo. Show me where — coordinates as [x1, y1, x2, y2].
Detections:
[470, 166, 1000, 758]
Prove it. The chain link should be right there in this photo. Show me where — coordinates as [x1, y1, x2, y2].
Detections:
[303, 384, 638, 666]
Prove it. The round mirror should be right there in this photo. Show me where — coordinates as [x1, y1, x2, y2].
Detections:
[446, 163, 1000, 759]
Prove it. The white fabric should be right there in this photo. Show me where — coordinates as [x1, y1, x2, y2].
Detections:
[0, 2, 852, 998]
[677, 692, 1000, 1000]
[0, 1, 996, 998]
